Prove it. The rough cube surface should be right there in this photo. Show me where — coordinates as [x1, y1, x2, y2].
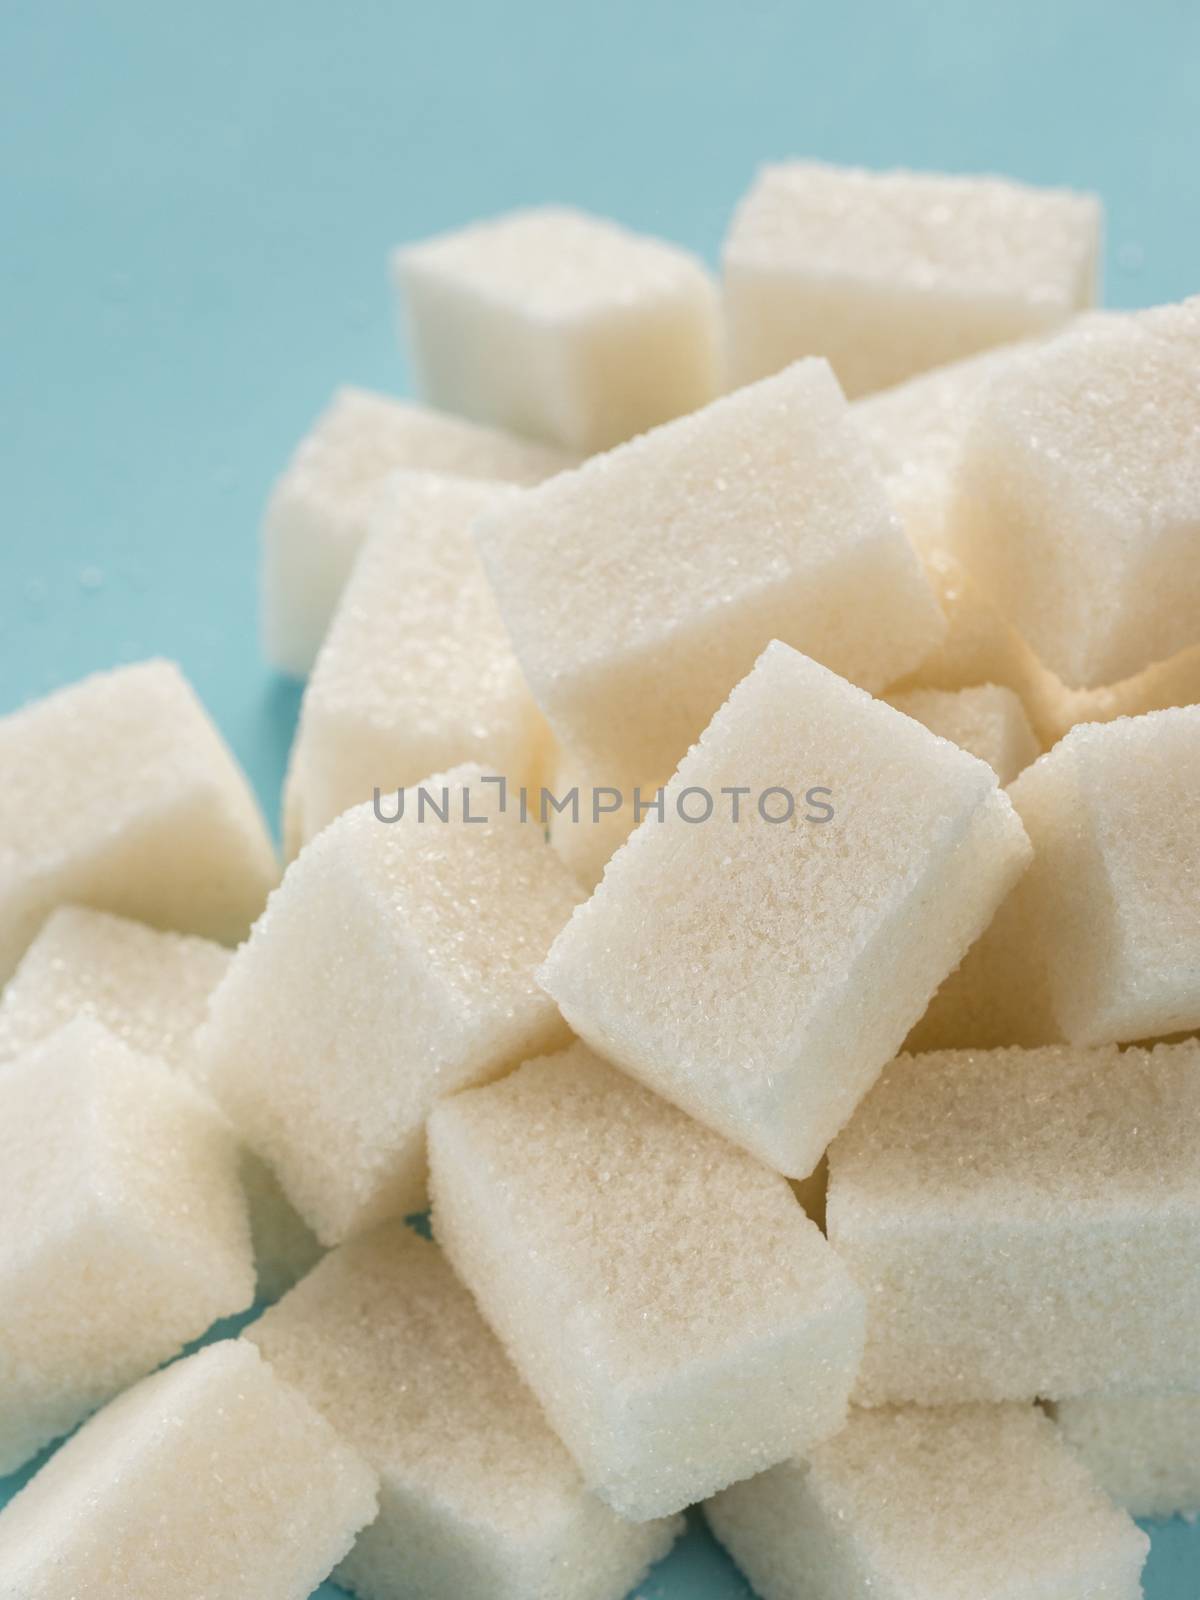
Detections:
[827, 1039, 1200, 1404]
[0, 660, 278, 982]
[429, 1043, 866, 1522]
[541, 643, 1030, 1177]
[950, 301, 1200, 687]
[0, 1019, 255, 1472]
[723, 162, 1099, 395]
[285, 472, 543, 851]
[396, 206, 720, 454]
[248, 1224, 681, 1600]
[262, 386, 569, 675]
[886, 684, 1040, 785]
[706, 1404, 1148, 1600]
[202, 765, 582, 1243]
[1052, 1393, 1200, 1520]
[476, 362, 945, 778]
[0, 1340, 378, 1600]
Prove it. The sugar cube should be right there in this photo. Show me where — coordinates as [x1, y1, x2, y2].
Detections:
[723, 161, 1100, 395]
[1052, 1393, 1200, 1520]
[0, 660, 278, 983]
[262, 386, 570, 675]
[949, 300, 1200, 687]
[202, 765, 582, 1243]
[540, 643, 1030, 1178]
[247, 1224, 682, 1600]
[475, 362, 946, 779]
[0, 1019, 255, 1473]
[284, 472, 544, 852]
[395, 206, 720, 454]
[706, 1403, 1148, 1600]
[827, 1039, 1200, 1404]
[0, 1340, 379, 1599]
[886, 684, 1040, 785]
[429, 1042, 866, 1522]
[544, 747, 663, 891]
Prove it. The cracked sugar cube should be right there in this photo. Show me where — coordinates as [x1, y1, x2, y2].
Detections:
[262, 386, 570, 676]
[723, 161, 1099, 395]
[827, 1039, 1200, 1404]
[475, 361, 945, 779]
[395, 206, 720, 455]
[429, 1042, 866, 1522]
[1052, 1393, 1200, 1520]
[949, 300, 1200, 687]
[202, 765, 582, 1244]
[247, 1225, 682, 1600]
[0, 660, 278, 983]
[0, 1340, 378, 1600]
[284, 472, 544, 852]
[706, 1404, 1148, 1600]
[0, 1018, 255, 1473]
[540, 643, 1030, 1178]
[886, 685, 1040, 785]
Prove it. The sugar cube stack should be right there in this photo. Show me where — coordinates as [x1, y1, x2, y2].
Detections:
[284, 471, 545, 853]
[0, 1340, 379, 1599]
[396, 206, 720, 454]
[827, 1039, 1200, 1404]
[0, 1018, 255, 1473]
[202, 764, 583, 1243]
[723, 162, 1100, 395]
[429, 1043, 866, 1520]
[886, 683, 1040, 784]
[247, 1224, 682, 1600]
[0, 660, 278, 983]
[541, 642, 1030, 1178]
[475, 360, 946, 779]
[1052, 1393, 1200, 1520]
[262, 385, 570, 675]
[706, 1404, 1148, 1600]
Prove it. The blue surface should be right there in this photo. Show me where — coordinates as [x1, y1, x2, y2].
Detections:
[1, 2, 1198, 1594]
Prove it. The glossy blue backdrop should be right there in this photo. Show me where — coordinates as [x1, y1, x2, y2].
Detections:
[1, 2, 1198, 1595]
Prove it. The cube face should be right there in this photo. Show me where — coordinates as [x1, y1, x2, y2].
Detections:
[541, 643, 1030, 1177]
[827, 1041, 1200, 1404]
[1052, 1392, 1200, 1519]
[261, 386, 571, 675]
[429, 1044, 866, 1521]
[475, 361, 945, 779]
[0, 1341, 379, 1600]
[203, 768, 582, 1244]
[0, 661, 278, 982]
[950, 302, 1200, 687]
[396, 206, 720, 454]
[723, 162, 1099, 395]
[886, 684, 1040, 786]
[706, 1404, 1148, 1600]
[248, 1226, 681, 1600]
[286, 472, 543, 851]
[0, 1020, 255, 1472]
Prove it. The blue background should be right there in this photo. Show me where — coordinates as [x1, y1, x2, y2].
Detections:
[2, 2, 1198, 1594]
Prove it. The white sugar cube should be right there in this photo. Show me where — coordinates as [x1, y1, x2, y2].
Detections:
[0, 1340, 378, 1599]
[541, 643, 1030, 1178]
[886, 684, 1040, 785]
[827, 1039, 1200, 1404]
[475, 362, 945, 779]
[949, 300, 1200, 687]
[395, 206, 720, 454]
[430, 1043, 865, 1522]
[202, 766, 582, 1243]
[544, 747, 662, 891]
[723, 161, 1099, 395]
[262, 386, 570, 675]
[1052, 1392, 1200, 1520]
[0, 660, 278, 983]
[247, 1224, 682, 1600]
[284, 472, 544, 853]
[0, 1019, 255, 1473]
[706, 1404, 1148, 1600]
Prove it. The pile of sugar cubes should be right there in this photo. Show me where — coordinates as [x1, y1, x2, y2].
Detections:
[3, 158, 1200, 1600]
